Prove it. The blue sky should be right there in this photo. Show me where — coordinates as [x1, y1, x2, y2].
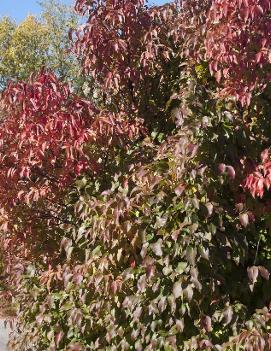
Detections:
[0, 0, 167, 23]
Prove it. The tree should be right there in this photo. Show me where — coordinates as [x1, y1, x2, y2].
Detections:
[0, 0, 82, 91]
[39, 0, 86, 92]
[0, 17, 15, 88]
[0, 15, 48, 88]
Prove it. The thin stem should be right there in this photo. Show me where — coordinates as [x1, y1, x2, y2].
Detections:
[254, 235, 261, 265]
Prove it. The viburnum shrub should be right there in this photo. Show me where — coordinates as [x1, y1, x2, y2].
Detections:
[2, 0, 271, 350]
[9, 111, 271, 350]
[0, 70, 141, 200]
[0, 70, 142, 269]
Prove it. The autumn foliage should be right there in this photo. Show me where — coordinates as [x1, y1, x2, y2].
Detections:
[0, 70, 141, 204]
[1, 0, 271, 350]
[206, 0, 271, 106]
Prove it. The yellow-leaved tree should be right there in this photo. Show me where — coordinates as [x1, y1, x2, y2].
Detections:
[0, 0, 83, 91]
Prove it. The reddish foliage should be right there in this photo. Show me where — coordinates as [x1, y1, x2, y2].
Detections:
[205, 0, 271, 105]
[0, 71, 142, 208]
[74, 0, 152, 89]
[178, 0, 212, 61]
[73, 0, 179, 111]
[244, 149, 271, 198]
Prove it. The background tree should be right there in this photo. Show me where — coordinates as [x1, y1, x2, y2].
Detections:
[0, 0, 84, 92]
[0, 15, 48, 88]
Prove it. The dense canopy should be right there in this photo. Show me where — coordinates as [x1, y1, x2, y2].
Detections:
[1, 0, 271, 350]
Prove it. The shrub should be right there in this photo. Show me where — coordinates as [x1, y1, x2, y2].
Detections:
[1, 0, 271, 350]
